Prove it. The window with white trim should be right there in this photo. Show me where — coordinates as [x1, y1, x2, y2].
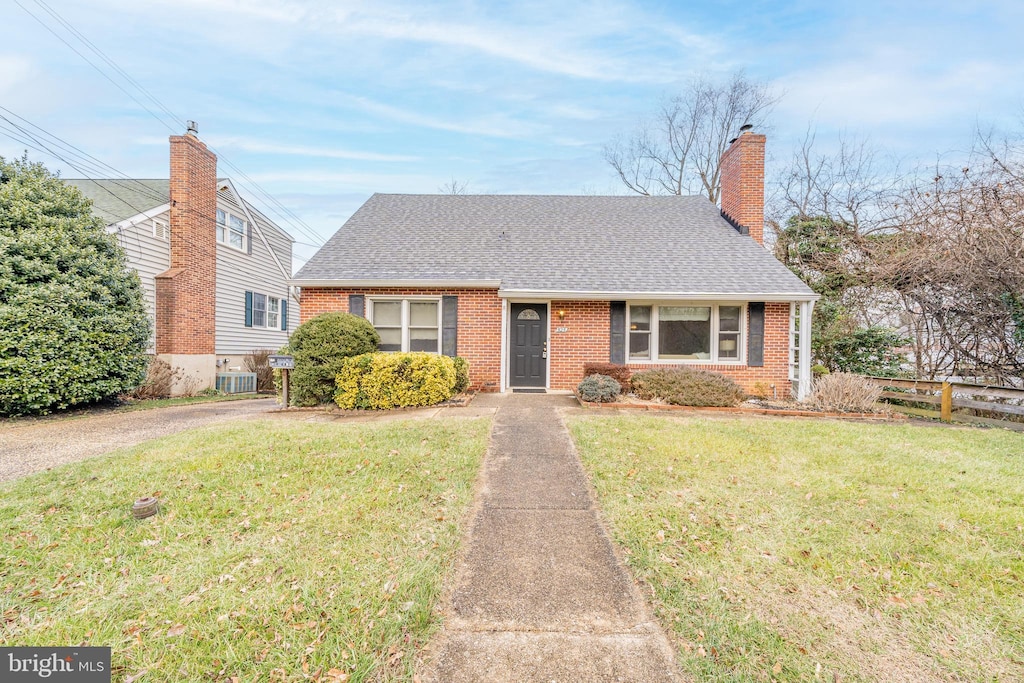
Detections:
[627, 303, 745, 362]
[216, 208, 247, 250]
[369, 298, 441, 353]
[250, 293, 281, 329]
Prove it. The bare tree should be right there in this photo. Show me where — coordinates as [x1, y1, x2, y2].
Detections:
[439, 177, 469, 195]
[604, 72, 778, 202]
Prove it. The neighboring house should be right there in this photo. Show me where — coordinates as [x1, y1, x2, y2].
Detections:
[65, 126, 298, 393]
[294, 130, 818, 398]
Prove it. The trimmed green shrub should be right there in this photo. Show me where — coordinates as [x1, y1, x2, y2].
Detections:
[582, 362, 632, 392]
[285, 312, 380, 406]
[631, 367, 745, 407]
[453, 356, 470, 393]
[0, 156, 151, 415]
[577, 374, 622, 403]
[335, 352, 459, 410]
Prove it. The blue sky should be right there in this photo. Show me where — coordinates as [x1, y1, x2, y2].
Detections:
[1, 0, 1021, 267]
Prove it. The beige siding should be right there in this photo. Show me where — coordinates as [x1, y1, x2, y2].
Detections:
[213, 191, 299, 357]
[111, 189, 300, 359]
[112, 213, 171, 350]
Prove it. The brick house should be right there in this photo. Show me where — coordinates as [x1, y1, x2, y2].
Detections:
[65, 125, 298, 394]
[293, 130, 818, 398]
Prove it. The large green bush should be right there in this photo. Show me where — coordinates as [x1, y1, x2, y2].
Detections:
[631, 367, 745, 407]
[335, 352, 461, 410]
[284, 312, 380, 406]
[0, 156, 150, 415]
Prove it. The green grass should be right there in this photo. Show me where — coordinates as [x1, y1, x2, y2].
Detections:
[569, 415, 1024, 682]
[0, 417, 490, 681]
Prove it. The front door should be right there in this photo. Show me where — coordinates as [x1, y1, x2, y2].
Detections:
[510, 303, 547, 387]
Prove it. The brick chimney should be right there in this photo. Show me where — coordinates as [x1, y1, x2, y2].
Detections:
[154, 122, 218, 393]
[719, 128, 766, 245]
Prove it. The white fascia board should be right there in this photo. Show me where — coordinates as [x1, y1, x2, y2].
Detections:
[497, 289, 820, 302]
[108, 203, 171, 233]
[289, 278, 503, 288]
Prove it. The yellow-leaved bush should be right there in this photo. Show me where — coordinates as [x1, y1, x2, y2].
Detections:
[335, 352, 464, 410]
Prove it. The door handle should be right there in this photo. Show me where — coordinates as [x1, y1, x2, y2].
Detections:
[542, 340, 547, 359]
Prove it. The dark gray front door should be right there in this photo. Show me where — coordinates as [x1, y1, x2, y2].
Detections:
[510, 303, 547, 387]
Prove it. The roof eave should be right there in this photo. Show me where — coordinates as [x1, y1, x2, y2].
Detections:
[497, 288, 820, 302]
[290, 278, 503, 289]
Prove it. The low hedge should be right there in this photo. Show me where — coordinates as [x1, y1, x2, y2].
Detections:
[582, 362, 632, 392]
[335, 352, 464, 410]
[577, 374, 622, 403]
[631, 367, 745, 407]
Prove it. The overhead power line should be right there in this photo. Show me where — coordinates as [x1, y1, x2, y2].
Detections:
[15, 0, 327, 249]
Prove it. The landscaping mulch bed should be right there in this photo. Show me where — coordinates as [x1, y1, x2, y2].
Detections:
[575, 393, 901, 420]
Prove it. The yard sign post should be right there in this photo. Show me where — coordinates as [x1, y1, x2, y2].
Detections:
[268, 355, 295, 408]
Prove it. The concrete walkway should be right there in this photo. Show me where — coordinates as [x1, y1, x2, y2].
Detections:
[419, 393, 682, 682]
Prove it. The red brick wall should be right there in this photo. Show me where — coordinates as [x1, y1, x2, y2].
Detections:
[299, 289, 793, 395]
[299, 287, 503, 391]
[719, 130, 766, 245]
[623, 302, 792, 396]
[549, 300, 610, 390]
[155, 133, 217, 355]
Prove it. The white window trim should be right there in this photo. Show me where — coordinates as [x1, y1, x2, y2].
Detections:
[626, 301, 747, 364]
[216, 208, 248, 252]
[367, 296, 442, 354]
[251, 292, 281, 330]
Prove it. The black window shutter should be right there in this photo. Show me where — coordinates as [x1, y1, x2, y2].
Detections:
[244, 291, 253, 328]
[246, 223, 253, 255]
[748, 302, 765, 367]
[442, 295, 458, 357]
[280, 299, 288, 331]
[349, 294, 365, 317]
[609, 301, 626, 364]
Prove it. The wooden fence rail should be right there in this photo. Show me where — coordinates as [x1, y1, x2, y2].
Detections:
[861, 376, 1024, 429]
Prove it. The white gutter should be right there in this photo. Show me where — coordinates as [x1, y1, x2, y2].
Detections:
[497, 289, 820, 302]
[289, 278, 503, 288]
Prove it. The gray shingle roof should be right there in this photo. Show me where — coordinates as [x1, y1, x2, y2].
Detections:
[62, 179, 169, 224]
[295, 194, 814, 298]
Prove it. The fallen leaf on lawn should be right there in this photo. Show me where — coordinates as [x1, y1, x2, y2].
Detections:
[125, 671, 148, 683]
[772, 661, 783, 674]
[325, 669, 349, 681]
[179, 594, 199, 606]
[166, 624, 186, 637]
[887, 595, 908, 606]
[697, 645, 706, 657]
[656, 530, 665, 543]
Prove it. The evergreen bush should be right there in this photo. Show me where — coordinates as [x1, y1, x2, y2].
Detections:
[0, 156, 150, 415]
[335, 352, 459, 410]
[582, 362, 632, 392]
[631, 367, 745, 407]
[284, 312, 380, 406]
[577, 374, 622, 403]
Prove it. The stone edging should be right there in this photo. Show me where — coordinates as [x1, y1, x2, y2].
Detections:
[574, 394, 903, 420]
[273, 391, 477, 413]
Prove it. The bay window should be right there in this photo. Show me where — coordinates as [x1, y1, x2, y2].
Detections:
[627, 303, 745, 362]
[369, 298, 441, 353]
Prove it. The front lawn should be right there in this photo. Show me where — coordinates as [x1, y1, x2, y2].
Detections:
[0, 417, 490, 681]
[569, 415, 1024, 682]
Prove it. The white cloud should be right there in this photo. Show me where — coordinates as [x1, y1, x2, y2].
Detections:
[206, 136, 420, 162]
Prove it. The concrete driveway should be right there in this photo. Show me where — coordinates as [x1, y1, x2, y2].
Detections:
[0, 398, 278, 483]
